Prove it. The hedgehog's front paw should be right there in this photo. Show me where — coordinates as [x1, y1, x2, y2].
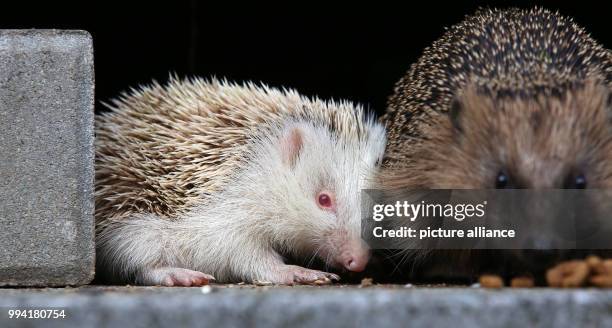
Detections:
[270, 265, 340, 285]
[142, 267, 215, 287]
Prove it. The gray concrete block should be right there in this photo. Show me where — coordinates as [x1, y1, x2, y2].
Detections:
[0, 286, 611, 328]
[0, 30, 95, 286]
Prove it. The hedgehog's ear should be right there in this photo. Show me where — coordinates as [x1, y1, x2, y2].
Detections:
[605, 90, 612, 125]
[449, 97, 464, 133]
[280, 127, 303, 167]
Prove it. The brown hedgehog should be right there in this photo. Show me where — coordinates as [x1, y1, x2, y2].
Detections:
[96, 77, 386, 285]
[380, 7, 612, 281]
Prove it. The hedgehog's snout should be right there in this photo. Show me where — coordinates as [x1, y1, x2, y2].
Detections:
[340, 250, 369, 272]
[336, 239, 370, 272]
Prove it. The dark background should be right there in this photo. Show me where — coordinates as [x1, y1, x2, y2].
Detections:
[2, 1, 609, 115]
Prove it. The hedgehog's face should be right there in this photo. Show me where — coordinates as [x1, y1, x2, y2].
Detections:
[266, 120, 385, 272]
[401, 81, 612, 190]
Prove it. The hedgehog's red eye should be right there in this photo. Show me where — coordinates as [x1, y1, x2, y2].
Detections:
[317, 192, 333, 209]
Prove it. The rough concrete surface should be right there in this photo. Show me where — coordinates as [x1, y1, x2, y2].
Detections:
[0, 30, 95, 286]
[0, 286, 611, 328]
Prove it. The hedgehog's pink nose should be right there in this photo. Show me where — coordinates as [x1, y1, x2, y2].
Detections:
[341, 250, 369, 272]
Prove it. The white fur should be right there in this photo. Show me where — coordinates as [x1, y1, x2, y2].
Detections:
[97, 118, 386, 284]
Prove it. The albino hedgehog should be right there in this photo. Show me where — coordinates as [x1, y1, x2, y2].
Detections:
[95, 77, 386, 286]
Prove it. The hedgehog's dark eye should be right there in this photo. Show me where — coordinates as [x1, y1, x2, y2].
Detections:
[565, 173, 587, 189]
[495, 170, 509, 189]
